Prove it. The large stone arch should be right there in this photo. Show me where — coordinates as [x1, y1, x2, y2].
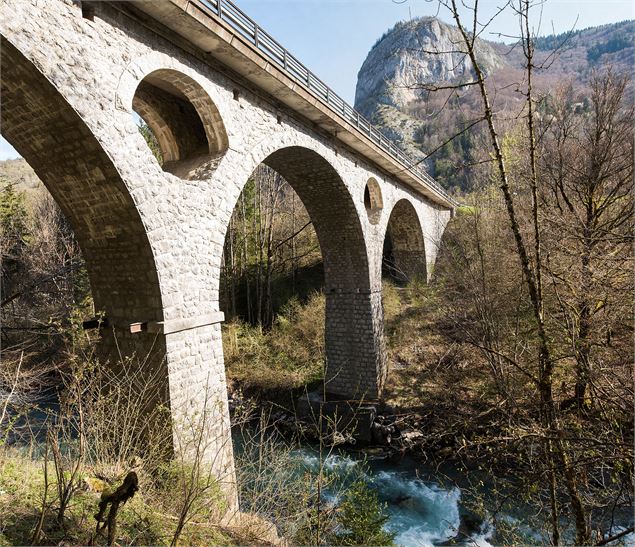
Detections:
[0, 38, 165, 358]
[217, 140, 387, 400]
[383, 198, 427, 283]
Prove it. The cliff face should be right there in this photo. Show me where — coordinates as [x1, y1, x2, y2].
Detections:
[354, 16, 634, 189]
[354, 17, 503, 118]
[353, 17, 504, 164]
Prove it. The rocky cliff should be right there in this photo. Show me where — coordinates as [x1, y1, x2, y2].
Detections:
[355, 17, 503, 117]
[354, 17, 634, 189]
[354, 17, 504, 165]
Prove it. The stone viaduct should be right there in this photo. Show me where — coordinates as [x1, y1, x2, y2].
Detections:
[0, 0, 455, 508]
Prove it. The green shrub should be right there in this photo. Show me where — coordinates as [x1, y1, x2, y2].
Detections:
[0, 182, 30, 278]
[223, 291, 325, 392]
[331, 480, 395, 546]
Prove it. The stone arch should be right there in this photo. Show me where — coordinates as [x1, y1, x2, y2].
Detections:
[0, 37, 166, 380]
[219, 142, 386, 399]
[364, 177, 383, 225]
[263, 147, 370, 291]
[383, 198, 427, 282]
[131, 69, 228, 178]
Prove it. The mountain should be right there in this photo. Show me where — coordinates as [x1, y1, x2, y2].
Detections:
[354, 18, 635, 191]
[0, 158, 42, 195]
[533, 20, 635, 70]
[354, 17, 507, 168]
[355, 17, 505, 116]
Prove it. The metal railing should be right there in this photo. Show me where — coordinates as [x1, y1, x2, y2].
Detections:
[197, 0, 454, 204]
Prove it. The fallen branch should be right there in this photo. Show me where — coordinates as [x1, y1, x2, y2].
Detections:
[94, 471, 139, 546]
[596, 527, 635, 546]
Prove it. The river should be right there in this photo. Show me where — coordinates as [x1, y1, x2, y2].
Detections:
[12, 397, 634, 546]
[284, 445, 634, 547]
[295, 447, 498, 546]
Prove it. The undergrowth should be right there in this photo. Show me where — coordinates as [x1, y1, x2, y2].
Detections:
[0, 446, 235, 547]
[222, 291, 325, 395]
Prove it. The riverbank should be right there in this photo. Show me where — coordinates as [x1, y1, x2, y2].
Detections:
[0, 446, 285, 547]
[224, 282, 518, 469]
[224, 280, 634, 546]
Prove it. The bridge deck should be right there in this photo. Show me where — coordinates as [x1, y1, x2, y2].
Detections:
[131, 0, 455, 209]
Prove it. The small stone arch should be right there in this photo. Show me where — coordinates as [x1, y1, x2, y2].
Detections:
[364, 177, 383, 225]
[218, 142, 387, 399]
[131, 69, 229, 179]
[383, 199, 427, 283]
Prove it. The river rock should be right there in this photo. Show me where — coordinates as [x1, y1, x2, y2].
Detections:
[371, 420, 394, 445]
[401, 429, 425, 447]
[296, 391, 377, 444]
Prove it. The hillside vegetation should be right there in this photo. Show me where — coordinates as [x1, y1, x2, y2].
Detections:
[355, 17, 634, 191]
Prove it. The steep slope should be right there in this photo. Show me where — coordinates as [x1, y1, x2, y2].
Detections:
[354, 17, 505, 165]
[0, 158, 41, 193]
[355, 17, 504, 116]
[0, 158, 45, 208]
[533, 20, 635, 74]
[355, 17, 634, 190]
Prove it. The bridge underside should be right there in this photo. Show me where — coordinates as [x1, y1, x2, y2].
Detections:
[383, 199, 428, 283]
[1, 37, 169, 386]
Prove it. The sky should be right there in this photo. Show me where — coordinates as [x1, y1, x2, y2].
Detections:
[1, 0, 633, 161]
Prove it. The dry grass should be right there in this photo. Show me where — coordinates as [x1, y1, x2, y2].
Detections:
[382, 280, 476, 411]
[0, 444, 294, 547]
[222, 292, 325, 396]
[0, 446, 238, 546]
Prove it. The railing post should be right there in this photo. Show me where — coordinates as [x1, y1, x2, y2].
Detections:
[217, 0, 222, 18]
[254, 25, 259, 48]
[283, 50, 288, 70]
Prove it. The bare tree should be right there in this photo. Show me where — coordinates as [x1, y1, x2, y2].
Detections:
[418, 1, 633, 543]
[220, 164, 320, 328]
[539, 72, 634, 411]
